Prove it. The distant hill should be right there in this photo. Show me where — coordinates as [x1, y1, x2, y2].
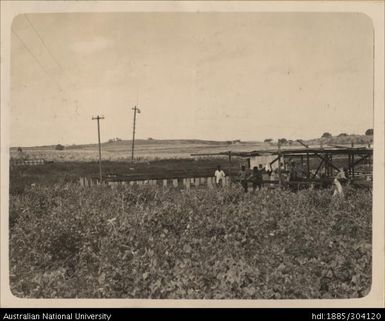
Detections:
[10, 139, 231, 150]
[11, 135, 373, 151]
[10, 135, 373, 163]
[304, 134, 373, 147]
[10, 139, 265, 161]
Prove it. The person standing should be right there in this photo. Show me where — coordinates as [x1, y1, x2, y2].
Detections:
[238, 165, 249, 193]
[214, 165, 226, 187]
[249, 166, 263, 192]
[333, 168, 347, 197]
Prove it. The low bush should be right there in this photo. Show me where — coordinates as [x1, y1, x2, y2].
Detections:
[9, 184, 371, 298]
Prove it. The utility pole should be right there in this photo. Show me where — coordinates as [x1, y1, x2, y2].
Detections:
[131, 106, 141, 162]
[92, 115, 105, 183]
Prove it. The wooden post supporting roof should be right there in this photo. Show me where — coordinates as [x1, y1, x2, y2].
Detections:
[348, 152, 352, 177]
[228, 151, 232, 184]
[277, 143, 282, 187]
[329, 153, 333, 176]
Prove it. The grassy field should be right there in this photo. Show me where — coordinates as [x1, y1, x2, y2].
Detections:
[10, 135, 372, 162]
[9, 158, 245, 195]
[10, 152, 372, 196]
[11, 139, 267, 162]
[10, 155, 372, 196]
[9, 183, 372, 299]
[8, 139, 274, 195]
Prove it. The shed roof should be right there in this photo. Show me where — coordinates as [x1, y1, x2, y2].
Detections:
[191, 146, 373, 158]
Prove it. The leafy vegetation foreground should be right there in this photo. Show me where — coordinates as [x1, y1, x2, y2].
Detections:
[10, 184, 371, 299]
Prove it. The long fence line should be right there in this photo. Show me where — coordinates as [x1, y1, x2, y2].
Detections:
[79, 176, 232, 189]
[11, 159, 46, 166]
[79, 174, 372, 190]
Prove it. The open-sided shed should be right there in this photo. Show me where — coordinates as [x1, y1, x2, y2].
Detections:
[191, 145, 373, 189]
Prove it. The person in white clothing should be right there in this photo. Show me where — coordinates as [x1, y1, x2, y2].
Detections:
[214, 165, 226, 187]
[333, 168, 346, 197]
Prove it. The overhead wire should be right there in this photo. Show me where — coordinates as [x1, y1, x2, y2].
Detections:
[11, 28, 64, 94]
[23, 14, 64, 72]
[12, 23, 80, 115]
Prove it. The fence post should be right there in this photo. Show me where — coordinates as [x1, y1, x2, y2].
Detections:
[207, 177, 213, 189]
[184, 178, 191, 190]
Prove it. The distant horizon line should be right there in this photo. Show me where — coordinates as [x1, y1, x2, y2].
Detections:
[10, 133, 372, 149]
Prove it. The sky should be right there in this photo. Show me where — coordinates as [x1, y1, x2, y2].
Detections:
[10, 12, 374, 147]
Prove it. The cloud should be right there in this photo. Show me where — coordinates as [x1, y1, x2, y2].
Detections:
[69, 36, 112, 55]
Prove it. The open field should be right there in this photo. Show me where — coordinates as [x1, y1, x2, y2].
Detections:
[10, 154, 372, 196]
[8, 136, 373, 299]
[10, 135, 373, 162]
[9, 156, 372, 196]
[7, 9, 376, 303]
[9, 184, 371, 299]
[9, 158, 245, 195]
[11, 140, 267, 162]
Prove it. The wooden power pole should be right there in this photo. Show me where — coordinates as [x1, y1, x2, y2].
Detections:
[92, 115, 105, 182]
[131, 106, 141, 162]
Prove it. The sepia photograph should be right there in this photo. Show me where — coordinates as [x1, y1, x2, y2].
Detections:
[1, 1, 384, 308]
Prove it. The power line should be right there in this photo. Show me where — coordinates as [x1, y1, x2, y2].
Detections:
[23, 14, 64, 72]
[13, 24, 81, 117]
[12, 27, 80, 113]
[21, 15, 84, 115]
[11, 28, 64, 94]
[23, 14, 82, 112]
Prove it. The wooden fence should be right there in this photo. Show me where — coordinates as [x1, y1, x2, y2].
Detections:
[11, 159, 46, 166]
[79, 174, 371, 190]
[80, 176, 282, 189]
[79, 176, 232, 189]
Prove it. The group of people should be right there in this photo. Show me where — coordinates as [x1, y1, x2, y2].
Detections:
[214, 162, 349, 196]
[214, 164, 267, 192]
[238, 165, 266, 193]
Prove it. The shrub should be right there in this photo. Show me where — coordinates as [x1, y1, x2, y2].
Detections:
[365, 129, 373, 136]
[55, 144, 65, 151]
[321, 132, 332, 139]
[9, 184, 372, 299]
